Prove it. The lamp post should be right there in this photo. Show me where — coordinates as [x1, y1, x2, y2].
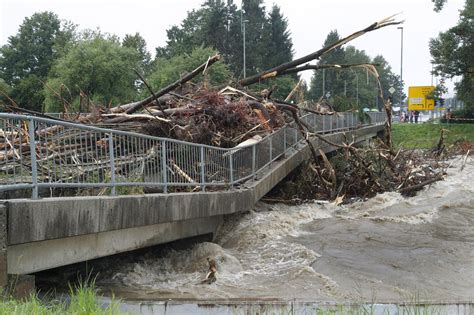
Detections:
[351, 69, 359, 107]
[322, 68, 325, 98]
[241, 8, 249, 78]
[397, 26, 404, 108]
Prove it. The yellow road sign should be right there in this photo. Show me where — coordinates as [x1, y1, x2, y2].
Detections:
[408, 86, 435, 110]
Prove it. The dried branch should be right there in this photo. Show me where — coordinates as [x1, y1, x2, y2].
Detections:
[239, 15, 402, 86]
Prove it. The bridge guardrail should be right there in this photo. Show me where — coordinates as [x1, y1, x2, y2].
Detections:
[0, 111, 385, 198]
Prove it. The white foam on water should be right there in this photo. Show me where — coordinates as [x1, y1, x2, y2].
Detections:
[109, 157, 474, 301]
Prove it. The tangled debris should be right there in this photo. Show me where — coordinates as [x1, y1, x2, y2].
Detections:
[266, 131, 454, 205]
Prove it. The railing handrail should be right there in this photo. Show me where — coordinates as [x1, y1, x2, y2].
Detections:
[0, 111, 386, 198]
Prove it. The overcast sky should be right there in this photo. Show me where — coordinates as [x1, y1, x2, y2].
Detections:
[0, 0, 464, 96]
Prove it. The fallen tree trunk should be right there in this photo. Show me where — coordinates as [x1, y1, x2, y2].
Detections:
[279, 63, 380, 76]
[123, 54, 221, 114]
[239, 16, 401, 86]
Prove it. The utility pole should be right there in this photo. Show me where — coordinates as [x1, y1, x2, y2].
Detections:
[397, 26, 404, 108]
[241, 6, 248, 78]
[322, 69, 325, 98]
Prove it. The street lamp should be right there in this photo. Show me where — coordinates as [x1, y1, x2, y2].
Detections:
[351, 69, 359, 107]
[241, 7, 249, 78]
[397, 26, 404, 108]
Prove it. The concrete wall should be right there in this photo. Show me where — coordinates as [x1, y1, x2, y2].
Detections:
[2, 124, 383, 276]
[8, 216, 222, 274]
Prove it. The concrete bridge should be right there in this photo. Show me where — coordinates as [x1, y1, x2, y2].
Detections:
[0, 112, 385, 289]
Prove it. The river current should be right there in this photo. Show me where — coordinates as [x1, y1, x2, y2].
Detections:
[96, 156, 474, 303]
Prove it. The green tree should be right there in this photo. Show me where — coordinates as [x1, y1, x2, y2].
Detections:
[262, 5, 294, 70]
[154, 0, 294, 79]
[147, 47, 232, 93]
[0, 78, 12, 106]
[373, 55, 405, 108]
[432, 0, 448, 12]
[155, 1, 239, 60]
[430, 0, 473, 115]
[309, 30, 403, 111]
[0, 12, 75, 110]
[44, 37, 140, 112]
[122, 33, 152, 73]
[309, 31, 348, 105]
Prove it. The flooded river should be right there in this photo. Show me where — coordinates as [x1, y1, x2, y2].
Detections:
[86, 156, 473, 305]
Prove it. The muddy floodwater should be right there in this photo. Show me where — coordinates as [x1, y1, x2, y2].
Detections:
[85, 156, 474, 305]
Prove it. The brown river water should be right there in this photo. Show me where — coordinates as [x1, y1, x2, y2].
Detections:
[36, 156, 473, 315]
[76, 156, 474, 306]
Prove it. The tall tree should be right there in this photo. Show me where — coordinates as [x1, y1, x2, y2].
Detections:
[430, 0, 473, 115]
[147, 46, 231, 94]
[309, 30, 347, 103]
[0, 12, 75, 110]
[241, 0, 267, 75]
[373, 55, 405, 108]
[262, 5, 294, 70]
[154, 0, 294, 80]
[309, 30, 402, 111]
[44, 37, 140, 112]
[122, 33, 152, 73]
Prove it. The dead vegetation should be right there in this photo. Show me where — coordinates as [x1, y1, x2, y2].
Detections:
[266, 139, 449, 205]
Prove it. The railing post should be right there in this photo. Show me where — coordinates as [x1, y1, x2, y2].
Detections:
[161, 140, 167, 193]
[229, 152, 234, 188]
[252, 144, 256, 180]
[200, 146, 205, 192]
[283, 126, 287, 153]
[108, 132, 116, 196]
[28, 118, 38, 199]
[269, 136, 273, 163]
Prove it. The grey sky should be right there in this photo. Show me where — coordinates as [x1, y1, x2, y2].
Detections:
[0, 0, 464, 96]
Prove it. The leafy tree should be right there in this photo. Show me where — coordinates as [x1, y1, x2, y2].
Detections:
[309, 30, 403, 111]
[309, 31, 348, 105]
[240, 0, 267, 75]
[147, 46, 232, 93]
[430, 0, 473, 115]
[156, 1, 239, 60]
[373, 55, 405, 108]
[432, 0, 448, 12]
[0, 78, 12, 106]
[154, 0, 294, 79]
[44, 37, 140, 112]
[262, 5, 294, 70]
[0, 12, 75, 110]
[122, 33, 152, 73]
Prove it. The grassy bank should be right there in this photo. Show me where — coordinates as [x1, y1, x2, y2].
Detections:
[392, 123, 474, 149]
[0, 283, 121, 315]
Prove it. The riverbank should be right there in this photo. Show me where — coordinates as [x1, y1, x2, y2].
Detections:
[392, 123, 474, 149]
[0, 282, 121, 315]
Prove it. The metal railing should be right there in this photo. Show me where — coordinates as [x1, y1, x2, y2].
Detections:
[0, 111, 385, 198]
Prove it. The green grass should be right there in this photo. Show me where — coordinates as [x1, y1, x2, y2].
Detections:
[392, 123, 474, 149]
[0, 281, 122, 315]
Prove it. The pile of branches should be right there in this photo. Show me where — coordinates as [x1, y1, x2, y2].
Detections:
[268, 136, 450, 204]
[81, 85, 288, 148]
[4, 15, 403, 148]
